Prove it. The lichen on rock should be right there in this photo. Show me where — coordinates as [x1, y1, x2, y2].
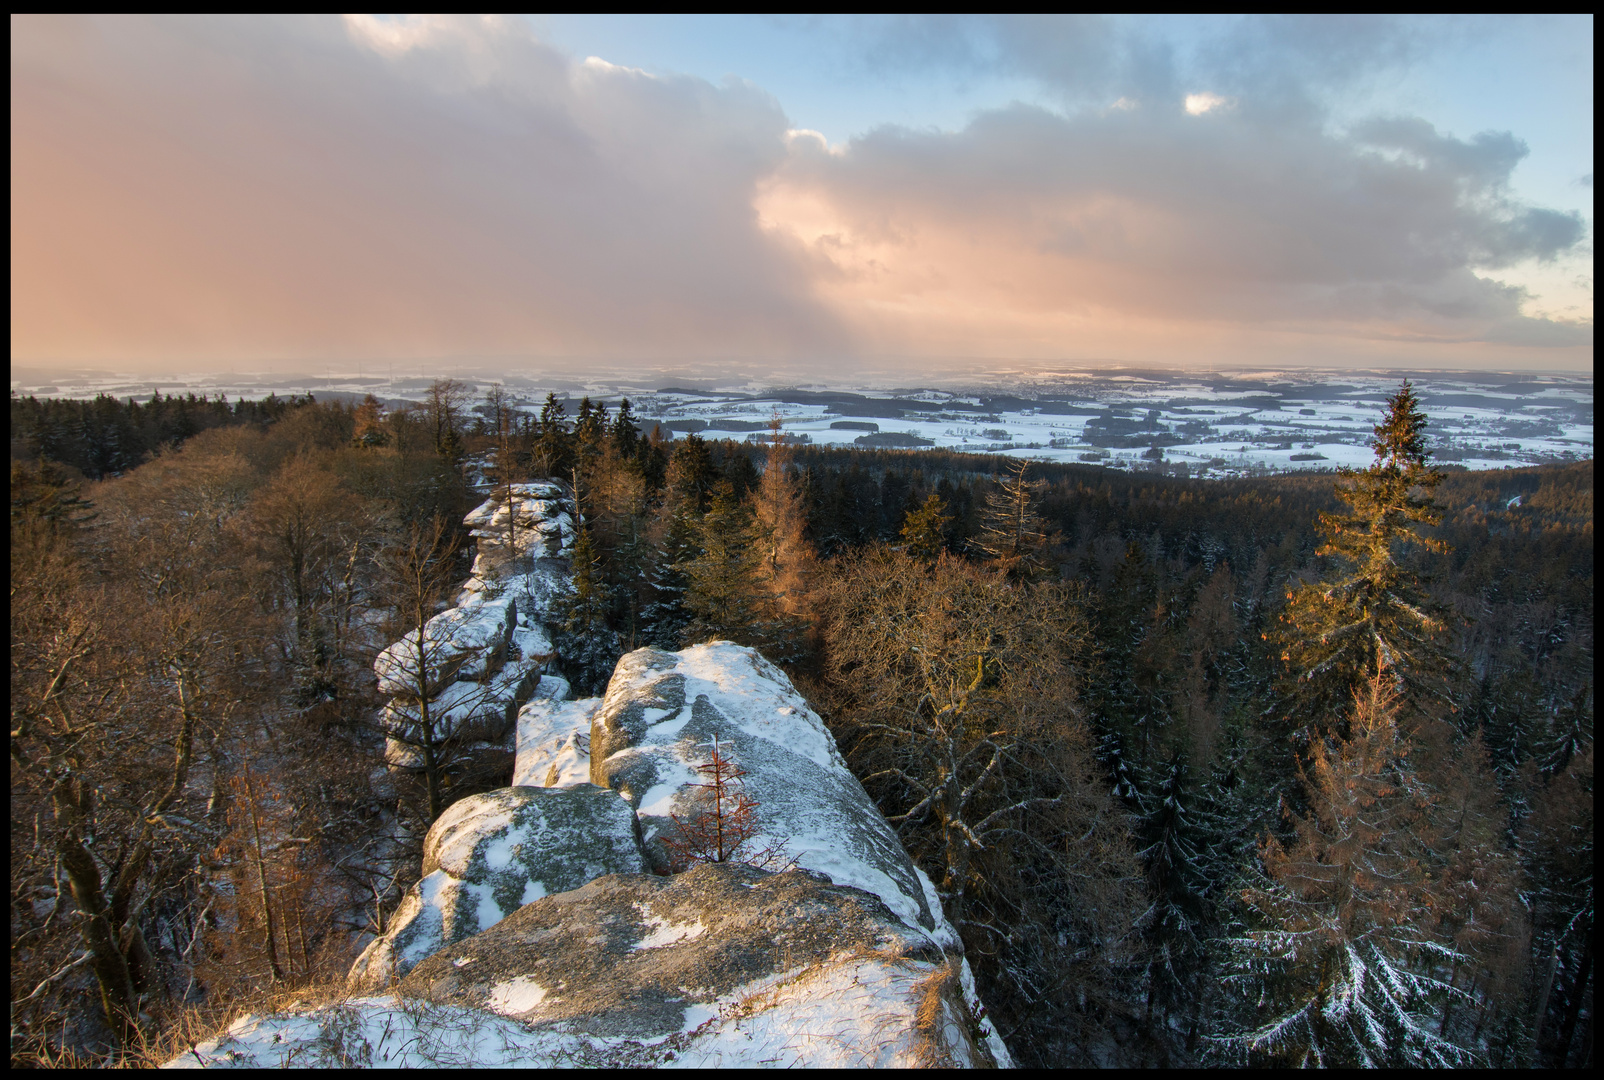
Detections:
[347, 785, 645, 992]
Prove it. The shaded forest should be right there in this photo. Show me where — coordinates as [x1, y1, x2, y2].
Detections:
[10, 383, 1592, 1067]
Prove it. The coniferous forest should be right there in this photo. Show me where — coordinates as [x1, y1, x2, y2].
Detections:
[10, 382, 1593, 1067]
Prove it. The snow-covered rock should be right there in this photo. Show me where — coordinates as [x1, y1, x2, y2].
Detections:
[381, 656, 545, 769]
[374, 597, 517, 696]
[590, 643, 938, 935]
[514, 695, 601, 788]
[179, 633, 1015, 1070]
[464, 484, 576, 561]
[458, 559, 573, 625]
[393, 862, 992, 1067]
[347, 786, 645, 993]
[510, 622, 554, 664]
[462, 482, 569, 529]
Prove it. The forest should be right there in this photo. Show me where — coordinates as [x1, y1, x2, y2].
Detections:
[10, 380, 1593, 1068]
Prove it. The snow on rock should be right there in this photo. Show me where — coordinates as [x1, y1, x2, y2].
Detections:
[590, 642, 937, 935]
[175, 630, 1012, 1070]
[347, 786, 645, 993]
[510, 623, 554, 664]
[396, 862, 994, 1067]
[381, 483, 577, 769]
[463, 482, 569, 529]
[161, 996, 570, 1068]
[381, 658, 543, 769]
[374, 597, 516, 696]
[456, 481, 576, 611]
[514, 695, 601, 788]
[508, 559, 574, 624]
[465, 483, 576, 561]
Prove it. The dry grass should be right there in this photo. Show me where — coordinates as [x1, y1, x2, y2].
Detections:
[912, 959, 960, 1068]
[15, 977, 358, 1069]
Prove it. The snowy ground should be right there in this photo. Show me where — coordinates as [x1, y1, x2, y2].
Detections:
[15, 366, 1590, 479]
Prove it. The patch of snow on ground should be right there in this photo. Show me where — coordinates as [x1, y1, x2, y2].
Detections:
[633, 906, 708, 950]
[486, 976, 549, 1016]
[164, 996, 580, 1069]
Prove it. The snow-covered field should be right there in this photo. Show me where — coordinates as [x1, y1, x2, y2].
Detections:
[14, 366, 1591, 479]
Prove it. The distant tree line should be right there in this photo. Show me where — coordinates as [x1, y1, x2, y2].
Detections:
[11, 390, 317, 479]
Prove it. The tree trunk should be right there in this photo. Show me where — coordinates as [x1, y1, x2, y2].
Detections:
[1550, 933, 1593, 1067]
[242, 767, 284, 982]
[52, 781, 138, 1045]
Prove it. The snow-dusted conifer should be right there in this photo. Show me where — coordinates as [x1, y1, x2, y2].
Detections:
[1214, 675, 1475, 1067]
[1275, 381, 1456, 735]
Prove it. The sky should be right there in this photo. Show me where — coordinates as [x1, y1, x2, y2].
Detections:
[10, 14, 1594, 377]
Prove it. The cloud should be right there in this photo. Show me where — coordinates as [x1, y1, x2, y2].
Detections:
[1183, 92, 1231, 115]
[11, 14, 847, 365]
[10, 14, 1591, 372]
[757, 56, 1590, 359]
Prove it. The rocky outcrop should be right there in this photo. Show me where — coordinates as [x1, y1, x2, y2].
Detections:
[347, 785, 646, 993]
[173, 481, 1013, 1068]
[374, 485, 574, 772]
[462, 481, 575, 565]
[175, 864, 995, 1068]
[587, 643, 939, 934]
[398, 861, 987, 1065]
[374, 596, 518, 697]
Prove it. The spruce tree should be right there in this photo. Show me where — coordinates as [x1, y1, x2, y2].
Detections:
[666, 433, 717, 513]
[640, 434, 719, 647]
[681, 479, 768, 646]
[610, 398, 641, 460]
[1137, 758, 1210, 1024]
[534, 393, 571, 479]
[556, 525, 620, 696]
[1276, 380, 1455, 734]
[899, 491, 951, 563]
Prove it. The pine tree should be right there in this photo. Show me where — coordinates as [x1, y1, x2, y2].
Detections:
[1276, 381, 1456, 734]
[900, 491, 952, 563]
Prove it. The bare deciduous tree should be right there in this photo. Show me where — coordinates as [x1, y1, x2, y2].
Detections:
[817, 547, 1145, 1061]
